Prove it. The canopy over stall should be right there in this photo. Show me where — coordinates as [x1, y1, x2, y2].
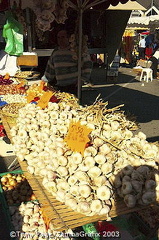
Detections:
[128, 15, 159, 27]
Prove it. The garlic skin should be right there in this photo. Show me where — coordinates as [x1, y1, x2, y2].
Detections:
[122, 176, 131, 182]
[121, 182, 133, 195]
[84, 156, 95, 168]
[72, 152, 83, 164]
[79, 185, 92, 198]
[131, 180, 143, 193]
[145, 180, 156, 191]
[99, 144, 111, 155]
[65, 198, 78, 210]
[93, 137, 104, 147]
[99, 205, 110, 215]
[93, 176, 107, 187]
[88, 166, 101, 179]
[90, 200, 102, 213]
[124, 194, 136, 208]
[96, 186, 111, 201]
[122, 165, 134, 176]
[94, 154, 106, 165]
[70, 185, 79, 196]
[142, 191, 156, 205]
[78, 201, 91, 213]
[68, 176, 77, 185]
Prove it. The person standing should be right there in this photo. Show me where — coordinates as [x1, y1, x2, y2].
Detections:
[149, 52, 159, 79]
[138, 36, 146, 60]
[145, 49, 159, 79]
[42, 29, 92, 95]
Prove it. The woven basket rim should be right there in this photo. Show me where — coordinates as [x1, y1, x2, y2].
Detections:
[0, 110, 18, 118]
[0, 103, 26, 117]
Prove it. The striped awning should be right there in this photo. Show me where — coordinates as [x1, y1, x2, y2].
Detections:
[128, 15, 159, 26]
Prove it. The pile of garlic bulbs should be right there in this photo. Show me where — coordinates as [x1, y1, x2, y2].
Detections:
[9, 201, 46, 237]
[10, 99, 159, 217]
[113, 165, 159, 208]
[9, 201, 73, 240]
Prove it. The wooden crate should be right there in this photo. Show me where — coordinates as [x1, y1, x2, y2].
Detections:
[19, 160, 147, 231]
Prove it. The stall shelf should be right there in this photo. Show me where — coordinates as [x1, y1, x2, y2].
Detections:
[0, 114, 156, 232]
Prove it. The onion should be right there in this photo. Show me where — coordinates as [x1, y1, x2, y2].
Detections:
[9, 179, 17, 186]
[1, 176, 8, 183]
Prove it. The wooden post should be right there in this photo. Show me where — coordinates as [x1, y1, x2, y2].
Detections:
[77, 6, 83, 101]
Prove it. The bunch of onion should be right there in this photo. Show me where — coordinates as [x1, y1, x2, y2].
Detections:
[1, 173, 35, 205]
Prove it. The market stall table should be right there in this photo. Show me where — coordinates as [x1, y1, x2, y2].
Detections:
[0, 114, 157, 232]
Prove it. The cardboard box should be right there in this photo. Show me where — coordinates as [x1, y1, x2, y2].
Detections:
[17, 53, 38, 66]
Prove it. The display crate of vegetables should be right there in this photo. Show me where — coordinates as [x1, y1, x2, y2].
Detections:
[0, 170, 36, 208]
[0, 103, 26, 125]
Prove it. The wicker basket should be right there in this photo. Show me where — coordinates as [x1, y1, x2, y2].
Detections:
[0, 103, 25, 124]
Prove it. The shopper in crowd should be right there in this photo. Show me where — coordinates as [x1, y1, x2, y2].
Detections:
[42, 29, 92, 95]
[138, 36, 146, 60]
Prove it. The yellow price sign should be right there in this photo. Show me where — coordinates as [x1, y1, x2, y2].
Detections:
[37, 91, 53, 109]
[26, 92, 37, 103]
[64, 121, 92, 155]
[38, 80, 45, 91]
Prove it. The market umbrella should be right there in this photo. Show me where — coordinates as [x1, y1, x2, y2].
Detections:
[66, 0, 136, 100]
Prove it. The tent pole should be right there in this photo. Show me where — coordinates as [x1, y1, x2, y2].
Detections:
[26, 7, 32, 52]
[77, 6, 83, 102]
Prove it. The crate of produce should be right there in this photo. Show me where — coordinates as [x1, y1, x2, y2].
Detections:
[132, 206, 159, 239]
[0, 103, 26, 125]
[0, 170, 36, 209]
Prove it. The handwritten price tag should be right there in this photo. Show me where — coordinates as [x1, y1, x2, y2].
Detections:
[38, 80, 45, 91]
[37, 91, 53, 109]
[26, 92, 37, 103]
[64, 121, 92, 155]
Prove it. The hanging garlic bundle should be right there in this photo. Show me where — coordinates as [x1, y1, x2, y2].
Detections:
[113, 165, 158, 208]
[10, 96, 159, 216]
[54, 0, 69, 24]
[69, 31, 89, 61]
[32, 0, 56, 32]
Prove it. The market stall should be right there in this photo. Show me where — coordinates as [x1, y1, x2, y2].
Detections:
[0, 0, 140, 100]
[0, 1, 159, 238]
[0, 77, 159, 238]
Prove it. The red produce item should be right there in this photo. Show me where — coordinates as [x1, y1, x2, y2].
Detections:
[43, 86, 49, 91]
[49, 95, 60, 103]
[96, 221, 118, 236]
[34, 97, 40, 101]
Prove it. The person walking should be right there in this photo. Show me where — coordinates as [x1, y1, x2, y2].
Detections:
[42, 29, 92, 95]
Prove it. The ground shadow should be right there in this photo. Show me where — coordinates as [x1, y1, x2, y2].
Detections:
[90, 67, 139, 85]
